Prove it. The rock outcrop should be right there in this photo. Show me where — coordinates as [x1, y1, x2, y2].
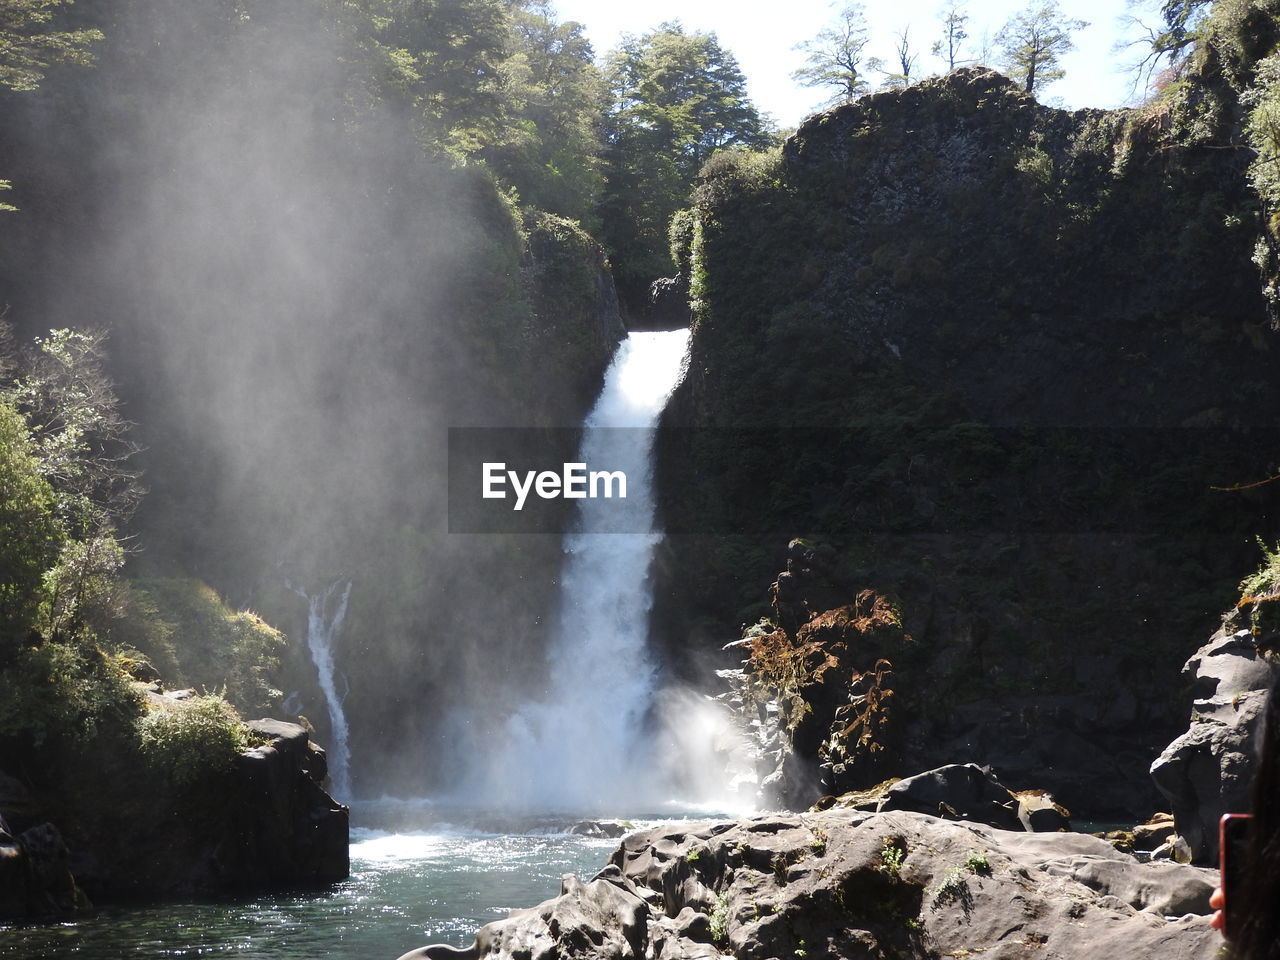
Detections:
[394, 810, 1220, 960]
[653, 48, 1280, 823]
[227, 718, 350, 885]
[0, 717, 348, 919]
[1151, 620, 1280, 864]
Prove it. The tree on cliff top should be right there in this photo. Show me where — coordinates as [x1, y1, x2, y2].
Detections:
[995, 1, 1088, 97]
[600, 22, 773, 303]
[792, 2, 871, 105]
[934, 1, 971, 72]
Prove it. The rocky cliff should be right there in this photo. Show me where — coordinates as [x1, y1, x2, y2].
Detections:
[0, 710, 347, 919]
[654, 17, 1280, 819]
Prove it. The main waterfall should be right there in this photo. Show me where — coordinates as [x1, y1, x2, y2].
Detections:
[492, 329, 691, 811]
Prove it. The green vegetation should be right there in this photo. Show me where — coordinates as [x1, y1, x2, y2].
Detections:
[963, 850, 992, 875]
[137, 694, 248, 788]
[932, 866, 969, 904]
[0, 0, 101, 93]
[792, 2, 872, 105]
[880, 837, 906, 876]
[709, 890, 733, 943]
[0, 318, 287, 901]
[600, 22, 775, 302]
[1240, 541, 1280, 601]
[995, 2, 1088, 96]
[112, 580, 286, 717]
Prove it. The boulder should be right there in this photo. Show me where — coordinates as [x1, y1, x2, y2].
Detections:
[881, 763, 1022, 829]
[395, 867, 649, 960]
[0, 822, 87, 920]
[392, 810, 1221, 960]
[1133, 813, 1176, 852]
[876, 763, 1070, 833]
[1150, 627, 1279, 863]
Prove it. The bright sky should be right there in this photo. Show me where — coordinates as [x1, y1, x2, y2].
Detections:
[550, 0, 1166, 129]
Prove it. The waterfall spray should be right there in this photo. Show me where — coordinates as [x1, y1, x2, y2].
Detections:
[290, 580, 353, 800]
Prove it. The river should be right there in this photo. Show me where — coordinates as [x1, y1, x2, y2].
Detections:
[0, 802, 651, 960]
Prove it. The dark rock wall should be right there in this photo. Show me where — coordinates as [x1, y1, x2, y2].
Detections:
[654, 65, 1280, 818]
[0, 719, 348, 919]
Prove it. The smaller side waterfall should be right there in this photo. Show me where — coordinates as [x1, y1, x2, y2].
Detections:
[290, 580, 353, 800]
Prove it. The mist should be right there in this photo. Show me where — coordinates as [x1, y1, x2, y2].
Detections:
[0, 0, 613, 799]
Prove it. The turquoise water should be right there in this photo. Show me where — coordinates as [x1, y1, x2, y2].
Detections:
[0, 803, 628, 960]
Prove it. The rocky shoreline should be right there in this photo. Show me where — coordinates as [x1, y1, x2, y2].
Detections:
[395, 810, 1219, 960]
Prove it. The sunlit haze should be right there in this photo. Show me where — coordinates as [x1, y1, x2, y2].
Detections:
[552, 0, 1166, 128]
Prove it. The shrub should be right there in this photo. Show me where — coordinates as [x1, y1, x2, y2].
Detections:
[113, 579, 285, 716]
[1240, 540, 1280, 600]
[137, 694, 248, 787]
[880, 837, 906, 876]
[0, 640, 141, 746]
[709, 891, 733, 943]
[963, 849, 992, 875]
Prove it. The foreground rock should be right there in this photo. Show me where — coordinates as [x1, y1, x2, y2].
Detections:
[395, 810, 1218, 960]
[1151, 618, 1280, 864]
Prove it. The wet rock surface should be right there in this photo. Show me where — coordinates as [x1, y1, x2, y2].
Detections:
[395, 810, 1220, 960]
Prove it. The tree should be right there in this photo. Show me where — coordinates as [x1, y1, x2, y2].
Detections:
[0, 0, 102, 209]
[5, 328, 140, 645]
[600, 22, 773, 301]
[487, 0, 605, 227]
[995, 1, 1088, 97]
[0, 398, 63, 654]
[372, 0, 515, 158]
[880, 26, 919, 89]
[792, 2, 870, 105]
[10, 328, 141, 536]
[1126, 0, 1210, 92]
[0, 0, 101, 93]
[933, 1, 970, 72]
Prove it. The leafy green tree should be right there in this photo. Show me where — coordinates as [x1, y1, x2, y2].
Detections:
[933, 1, 971, 71]
[0, 397, 64, 656]
[0, 328, 140, 648]
[0, 0, 101, 92]
[995, 1, 1088, 97]
[11, 328, 141, 537]
[601, 21, 773, 300]
[0, 0, 102, 209]
[792, 2, 870, 106]
[371, 0, 514, 158]
[1127, 0, 1209, 89]
[487, 0, 605, 226]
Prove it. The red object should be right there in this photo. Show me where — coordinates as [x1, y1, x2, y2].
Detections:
[1220, 812, 1254, 939]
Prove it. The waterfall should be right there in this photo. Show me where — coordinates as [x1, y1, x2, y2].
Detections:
[291, 579, 353, 800]
[492, 330, 690, 811]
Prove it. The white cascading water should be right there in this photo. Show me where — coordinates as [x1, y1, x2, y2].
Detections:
[493, 329, 690, 811]
[290, 580, 353, 800]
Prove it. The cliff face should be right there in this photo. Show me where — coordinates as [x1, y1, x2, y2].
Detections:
[655, 32, 1280, 816]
